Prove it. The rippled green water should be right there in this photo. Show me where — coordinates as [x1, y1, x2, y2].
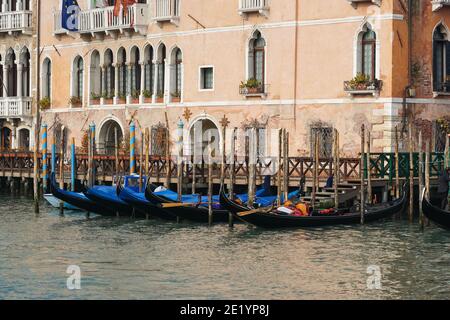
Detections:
[0, 193, 449, 300]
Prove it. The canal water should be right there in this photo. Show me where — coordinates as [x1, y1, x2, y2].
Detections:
[0, 193, 449, 300]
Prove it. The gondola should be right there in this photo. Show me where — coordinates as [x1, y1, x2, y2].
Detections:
[116, 183, 178, 221]
[145, 184, 231, 223]
[219, 185, 408, 229]
[422, 191, 450, 229]
[50, 173, 116, 216]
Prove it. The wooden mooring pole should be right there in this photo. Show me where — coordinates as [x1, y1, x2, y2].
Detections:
[228, 128, 236, 228]
[248, 128, 257, 208]
[333, 129, 339, 210]
[418, 131, 424, 230]
[277, 129, 283, 206]
[139, 132, 144, 192]
[114, 127, 119, 178]
[283, 130, 289, 202]
[367, 131, 372, 205]
[59, 127, 65, 215]
[208, 137, 213, 226]
[312, 131, 319, 211]
[145, 128, 150, 178]
[408, 123, 414, 222]
[425, 139, 431, 227]
[71, 137, 76, 192]
[177, 120, 184, 202]
[360, 124, 365, 225]
[395, 126, 400, 198]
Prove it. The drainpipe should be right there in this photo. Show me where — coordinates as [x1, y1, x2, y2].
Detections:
[293, 0, 299, 129]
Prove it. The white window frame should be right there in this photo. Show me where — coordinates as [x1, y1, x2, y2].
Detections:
[198, 65, 215, 92]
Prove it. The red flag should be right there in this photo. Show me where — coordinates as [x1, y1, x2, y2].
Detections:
[114, 0, 136, 17]
[113, 0, 122, 17]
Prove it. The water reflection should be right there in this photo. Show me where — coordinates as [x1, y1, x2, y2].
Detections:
[0, 193, 448, 300]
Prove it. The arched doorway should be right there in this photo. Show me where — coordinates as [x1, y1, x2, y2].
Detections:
[189, 118, 220, 162]
[98, 120, 123, 155]
[1, 127, 12, 151]
[18, 128, 30, 151]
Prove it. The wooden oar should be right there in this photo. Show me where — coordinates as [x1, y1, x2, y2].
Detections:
[162, 202, 221, 209]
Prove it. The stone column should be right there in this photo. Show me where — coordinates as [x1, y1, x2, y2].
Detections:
[139, 62, 146, 104]
[3, 65, 9, 97]
[17, 63, 23, 97]
[100, 65, 106, 105]
[152, 61, 159, 104]
[113, 63, 119, 104]
[126, 62, 132, 104]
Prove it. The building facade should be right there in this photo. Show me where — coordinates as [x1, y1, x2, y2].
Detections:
[0, 0, 35, 151]
[34, 0, 450, 158]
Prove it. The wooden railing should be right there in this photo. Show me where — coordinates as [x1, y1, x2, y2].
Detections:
[0, 151, 445, 183]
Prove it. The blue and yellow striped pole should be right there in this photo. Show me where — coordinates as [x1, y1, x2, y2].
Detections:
[41, 124, 48, 192]
[130, 121, 136, 175]
[71, 138, 76, 192]
[89, 123, 96, 186]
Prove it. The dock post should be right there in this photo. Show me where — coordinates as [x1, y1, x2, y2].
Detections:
[248, 128, 256, 208]
[71, 138, 76, 192]
[228, 128, 237, 228]
[408, 123, 414, 222]
[208, 136, 213, 226]
[312, 131, 319, 211]
[139, 132, 144, 192]
[395, 126, 400, 198]
[42, 124, 48, 193]
[425, 139, 431, 226]
[445, 133, 449, 169]
[367, 131, 372, 204]
[130, 121, 136, 175]
[114, 127, 119, 178]
[145, 128, 150, 178]
[333, 129, 339, 210]
[277, 129, 282, 206]
[59, 126, 65, 215]
[418, 131, 424, 230]
[283, 130, 289, 202]
[177, 119, 184, 202]
[164, 115, 171, 189]
[360, 124, 365, 224]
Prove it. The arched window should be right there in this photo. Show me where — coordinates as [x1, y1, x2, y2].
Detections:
[90, 50, 101, 101]
[174, 48, 182, 97]
[433, 25, 450, 92]
[117, 48, 127, 98]
[248, 31, 266, 90]
[361, 28, 376, 80]
[42, 58, 52, 99]
[0, 55, 3, 98]
[157, 44, 166, 99]
[20, 49, 31, 97]
[144, 45, 154, 97]
[6, 49, 17, 97]
[104, 49, 115, 99]
[130, 47, 141, 97]
[73, 56, 84, 99]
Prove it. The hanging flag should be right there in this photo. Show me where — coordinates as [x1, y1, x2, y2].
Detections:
[113, 0, 137, 17]
[61, 0, 81, 32]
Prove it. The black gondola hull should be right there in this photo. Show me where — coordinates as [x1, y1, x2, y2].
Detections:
[422, 196, 450, 230]
[219, 186, 407, 229]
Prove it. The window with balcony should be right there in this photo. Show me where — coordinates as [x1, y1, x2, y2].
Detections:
[433, 24, 450, 94]
[0, 0, 32, 34]
[143, 45, 154, 101]
[241, 30, 266, 97]
[239, 0, 269, 17]
[170, 48, 182, 102]
[71, 56, 84, 106]
[156, 43, 166, 102]
[117, 47, 127, 101]
[130, 46, 141, 101]
[153, 0, 180, 24]
[103, 49, 115, 101]
[347, 0, 381, 8]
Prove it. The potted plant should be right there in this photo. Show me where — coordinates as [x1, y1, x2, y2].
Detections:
[142, 89, 152, 103]
[39, 97, 51, 110]
[90, 92, 101, 105]
[156, 91, 164, 103]
[240, 78, 262, 94]
[69, 96, 82, 108]
[131, 89, 140, 104]
[117, 93, 126, 104]
[102, 91, 114, 105]
[171, 91, 181, 103]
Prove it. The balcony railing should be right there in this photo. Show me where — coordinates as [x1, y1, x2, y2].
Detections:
[0, 97, 32, 118]
[154, 0, 180, 23]
[53, 4, 150, 36]
[432, 0, 450, 11]
[0, 11, 32, 34]
[239, 0, 269, 16]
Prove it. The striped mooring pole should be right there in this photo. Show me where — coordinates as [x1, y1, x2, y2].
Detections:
[71, 138, 76, 192]
[41, 123, 48, 192]
[130, 121, 136, 175]
[89, 122, 96, 186]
